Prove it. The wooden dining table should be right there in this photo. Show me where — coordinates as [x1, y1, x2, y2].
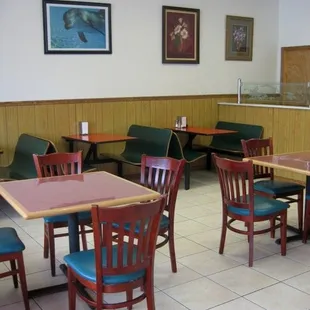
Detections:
[172, 126, 237, 149]
[62, 133, 136, 165]
[244, 151, 310, 244]
[0, 171, 160, 298]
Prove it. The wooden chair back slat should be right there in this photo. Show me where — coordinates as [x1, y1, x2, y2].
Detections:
[213, 154, 255, 215]
[140, 155, 185, 213]
[241, 138, 274, 179]
[91, 198, 165, 281]
[33, 151, 83, 177]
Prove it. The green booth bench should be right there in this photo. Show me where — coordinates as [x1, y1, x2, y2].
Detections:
[101, 125, 206, 190]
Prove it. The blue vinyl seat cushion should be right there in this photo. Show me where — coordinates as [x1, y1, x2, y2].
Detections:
[112, 214, 170, 233]
[0, 227, 25, 255]
[254, 180, 304, 195]
[64, 244, 145, 285]
[44, 211, 91, 223]
[228, 195, 289, 217]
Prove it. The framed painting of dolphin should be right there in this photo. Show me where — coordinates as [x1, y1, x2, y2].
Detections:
[42, 0, 112, 54]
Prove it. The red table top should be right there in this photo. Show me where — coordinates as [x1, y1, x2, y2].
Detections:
[0, 172, 159, 219]
[172, 127, 237, 136]
[62, 133, 136, 144]
[245, 151, 310, 176]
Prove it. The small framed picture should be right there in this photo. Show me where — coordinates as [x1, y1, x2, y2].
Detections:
[225, 15, 254, 61]
[42, 0, 112, 54]
[162, 6, 200, 64]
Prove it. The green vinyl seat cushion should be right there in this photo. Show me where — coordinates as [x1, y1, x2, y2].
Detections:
[209, 121, 264, 153]
[228, 195, 289, 217]
[44, 211, 91, 223]
[64, 244, 145, 284]
[101, 125, 172, 165]
[0, 227, 25, 254]
[254, 180, 304, 195]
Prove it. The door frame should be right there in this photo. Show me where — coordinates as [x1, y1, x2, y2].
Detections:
[281, 45, 310, 83]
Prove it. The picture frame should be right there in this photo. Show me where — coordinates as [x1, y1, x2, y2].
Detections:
[162, 6, 200, 64]
[42, 0, 112, 54]
[225, 15, 254, 61]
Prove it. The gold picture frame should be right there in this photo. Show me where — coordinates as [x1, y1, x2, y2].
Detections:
[225, 15, 254, 61]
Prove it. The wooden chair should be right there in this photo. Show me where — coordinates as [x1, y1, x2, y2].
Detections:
[0, 227, 29, 310]
[64, 197, 166, 310]
[241, 138, 304, 237]
[213, 153, 288, 267]
[140, 155, 185, 273]
[33, 151, 93, 277]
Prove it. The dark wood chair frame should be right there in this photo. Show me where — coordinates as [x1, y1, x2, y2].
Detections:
[241, 137, 304, 237]
[0, 252, 29, 310]
[213, 153, 287, 267]
[67, 197, 166, 310]
[33, 151, 93, 277]
[140, 155, 186, 273]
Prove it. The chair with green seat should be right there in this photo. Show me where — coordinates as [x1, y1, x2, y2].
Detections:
[33, 151, 93, 277]
[213, 153, 288, 267]
[0, 227, 29, 310]
[64, 197, 166, 310]
[140, 155, 185, 272]
[241, 138, 305, 236]
[168, 132, 206, 190]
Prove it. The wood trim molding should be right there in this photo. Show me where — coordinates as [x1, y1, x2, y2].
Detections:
[0, 94, 237, 107]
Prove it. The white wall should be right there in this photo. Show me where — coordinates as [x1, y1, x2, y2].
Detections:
[277, 0, 310, 80]
[0, 0, 279, 101]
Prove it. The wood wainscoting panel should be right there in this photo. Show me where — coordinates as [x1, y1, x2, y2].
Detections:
[0, 94, 235, 175]
[218, 103, 310, 183]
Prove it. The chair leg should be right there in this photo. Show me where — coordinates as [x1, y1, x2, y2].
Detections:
[206, 151, 211, 170]
[248, 222, 254, 267]
[280, 212, 287, 256]
[47, 224, 56, 277]
[67, 268, 76, 310]
[184, 163, 190, 190]
[17, 254, 30, 310]
[117, 162, 123, 177]
[145, 267, 155, 310]
[303, 200, 310, 243]
[168, 227, 177, 273]
[219, 215, 227, 254]
[43, 224, 49, 259]
[270, 218, 276, 238]
[297, 192, 304, 233]
[126, 289, 133, 310]
[10, 260, 18, 288]
[80, 225, 88, 251]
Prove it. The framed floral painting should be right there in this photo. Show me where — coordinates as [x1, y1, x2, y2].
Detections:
[162, 6, 200, 64]
[225, 15, 254, 61]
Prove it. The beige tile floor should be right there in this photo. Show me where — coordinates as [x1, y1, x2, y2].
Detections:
[0, 170, 310, 310]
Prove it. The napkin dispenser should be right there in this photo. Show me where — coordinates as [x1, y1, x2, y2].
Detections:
[175, 116, 187, 128]
[181, 116, 187, 128]
[78, 121, 89, 135]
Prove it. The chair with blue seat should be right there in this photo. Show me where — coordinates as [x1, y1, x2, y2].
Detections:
[241, 138, 304, 237]
[64, 197, 166, 310]
[139, 155, 185, 273]
[213, 153, 288, 267]
[0, 227, 29, 310]
[33, 151, 93, 277]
